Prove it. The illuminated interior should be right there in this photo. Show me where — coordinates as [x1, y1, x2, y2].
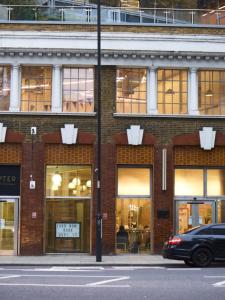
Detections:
[45, 165, 91, 253]
[117, 167, 151, 196]
[177, 202, 213, 233]
[157, 69, 188, 115]
[198, 70, 225, 115]
[0, 66, 10, 111]
[62, 67, 94, 113]
[175, 169, 204, 196]
[116, 68, 147, 114]
[21, 66, 52, 112]
[116, 167, 151, 253]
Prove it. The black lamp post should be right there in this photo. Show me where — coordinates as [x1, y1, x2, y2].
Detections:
[96, 0, 102, 262]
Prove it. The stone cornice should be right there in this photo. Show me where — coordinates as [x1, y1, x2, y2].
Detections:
[0, 48, 224, 62]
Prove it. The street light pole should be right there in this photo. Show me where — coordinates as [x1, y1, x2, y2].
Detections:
[96, 0, 102, 262]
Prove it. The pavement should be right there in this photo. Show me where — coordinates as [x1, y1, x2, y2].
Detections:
[0, 254, 183, 266]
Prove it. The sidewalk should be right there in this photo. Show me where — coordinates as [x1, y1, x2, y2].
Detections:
[0, 254, 183, 266]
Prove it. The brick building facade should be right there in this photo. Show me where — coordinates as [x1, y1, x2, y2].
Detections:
[0, 3, 225, 256]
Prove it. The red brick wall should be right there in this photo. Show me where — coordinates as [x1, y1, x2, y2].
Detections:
[117, 145, 154, 164]
[174, 146, 225, 166]
[20, 143, 45, 255]
[45, 144, 93, 164]
[0, 144, 22, 163]
[153, 145, 174, 253]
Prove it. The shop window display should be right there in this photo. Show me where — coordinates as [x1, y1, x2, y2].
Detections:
[45, 165, 91, 253]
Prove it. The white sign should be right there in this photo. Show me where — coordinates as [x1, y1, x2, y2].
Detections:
[56, 223, 80, 238]
[0, 218, 5, 229]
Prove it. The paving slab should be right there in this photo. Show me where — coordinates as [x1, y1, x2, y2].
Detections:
[0, 254, 183, 266]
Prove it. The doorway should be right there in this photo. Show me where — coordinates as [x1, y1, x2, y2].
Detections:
[176, 200, 215, 234]
[0, 198, 19, 255]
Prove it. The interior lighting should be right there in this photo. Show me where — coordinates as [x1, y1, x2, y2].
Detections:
[205, 89, 214, 97]
[165, 88, 175, 95]
[52, 184, 59, 191]
[52, 170, 62, 187]
[68, 182, 76, 189]
[86, 180, 92, 188]
[72, 177, 81, 186]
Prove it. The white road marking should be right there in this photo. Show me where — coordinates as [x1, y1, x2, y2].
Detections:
[0, 275, 21, 280]
[0, 267, 104, 272]
[112, 267, 165, 270]
[0, 274, 124, 278]
[0, 283, 129, 288]
[205, 276, 225, 278]
[49, 266, 105, 271]
[213, 280, 225, 287]
[166, 268, 201, 271]
[86, 276, 130, 286]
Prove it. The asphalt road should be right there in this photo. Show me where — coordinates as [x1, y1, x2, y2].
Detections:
[0, 264, 225, 300]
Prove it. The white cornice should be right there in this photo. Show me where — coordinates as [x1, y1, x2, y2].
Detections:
[0, 31, 225, 54]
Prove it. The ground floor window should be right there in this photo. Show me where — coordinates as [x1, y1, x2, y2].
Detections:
[116, 198, 151, 253]
[116, 166, 152, 254]
[45, 199, 90, 253]
[175, 167, 225, 234]
[45, 165, 91, 253]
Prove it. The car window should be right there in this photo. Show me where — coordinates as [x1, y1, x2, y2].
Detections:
[183, 226, 201, 234]
[211, 227, 225, 235]
[196, 228, 213, 235]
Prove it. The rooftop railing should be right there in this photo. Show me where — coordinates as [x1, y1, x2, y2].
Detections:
[0, 5, 224, 27]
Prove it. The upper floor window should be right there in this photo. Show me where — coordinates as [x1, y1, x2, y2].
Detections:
[157, 69, 188, 115]
[21, 66, 52, 112]
[62, 67, 94, 113]
[116, 68, 147, 114]
[198, 70, 225, 115]
[0, 66, 10, 111]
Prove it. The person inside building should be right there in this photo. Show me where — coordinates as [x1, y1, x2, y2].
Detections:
[116, 225, 129, 251]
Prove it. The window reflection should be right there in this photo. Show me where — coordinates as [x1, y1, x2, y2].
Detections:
[199, 70, 225, 115]
[116, 68, 147, 114]
[175, 169, 204, 196]
[0, 66, 10, 111]
[217, 200, 225, 223]
[21, 66, 52, 112]
[118, 168, 150, 196]
[157, 69, 188, 114]
[62, 67, 94, 113]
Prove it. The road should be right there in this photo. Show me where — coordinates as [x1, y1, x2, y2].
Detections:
[0, 264, 225, 300]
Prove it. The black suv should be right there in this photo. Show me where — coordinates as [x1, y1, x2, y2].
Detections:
[162, 224, 225, 267]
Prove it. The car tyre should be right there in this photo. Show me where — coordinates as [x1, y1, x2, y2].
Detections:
[192, 248, 212, 267]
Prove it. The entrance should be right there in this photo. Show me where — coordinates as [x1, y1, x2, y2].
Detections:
[0, 198, 19, 255]
[176, 200, 215, 234]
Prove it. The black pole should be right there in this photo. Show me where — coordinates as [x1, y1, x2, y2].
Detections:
[96, 0, 102, 262]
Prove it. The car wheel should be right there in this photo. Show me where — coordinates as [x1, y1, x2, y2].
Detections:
[192, 248, 212, 267]
[184, 259, 194, 267]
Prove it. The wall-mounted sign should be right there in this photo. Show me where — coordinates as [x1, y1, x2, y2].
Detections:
[55, 222, 80, 238]
[0, 165, 20, 196]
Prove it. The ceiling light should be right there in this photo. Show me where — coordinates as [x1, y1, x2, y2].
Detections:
[205, 89, 213, 97]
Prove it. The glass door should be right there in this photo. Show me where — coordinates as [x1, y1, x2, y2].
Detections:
[176, 200, 215, 234]
[0, 199, 18, 255]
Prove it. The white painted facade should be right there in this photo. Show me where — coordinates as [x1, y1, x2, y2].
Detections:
[0, 30, 224, 116]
